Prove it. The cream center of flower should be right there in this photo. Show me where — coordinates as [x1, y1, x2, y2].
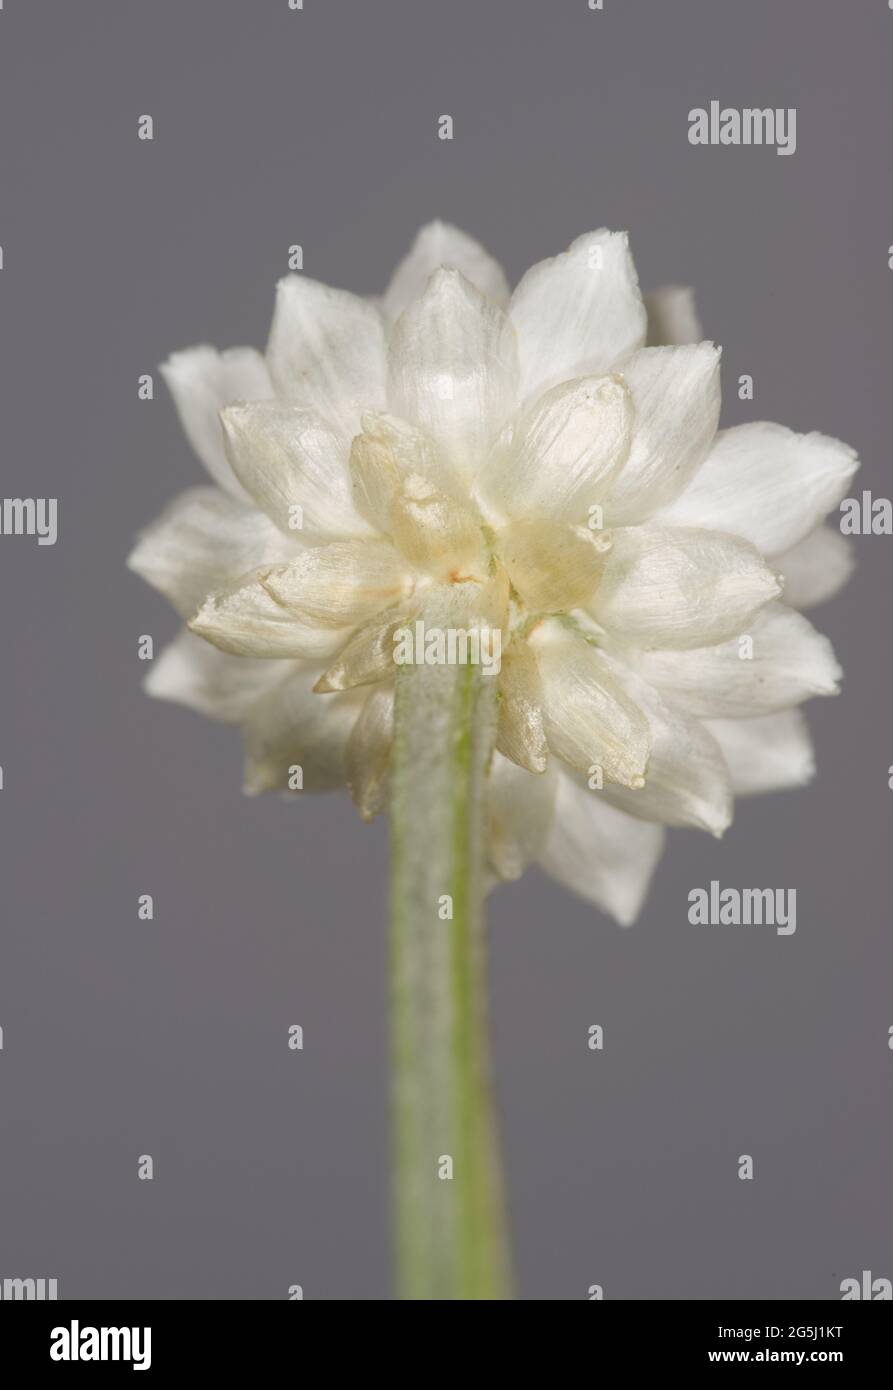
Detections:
[351, 413, 615, 634]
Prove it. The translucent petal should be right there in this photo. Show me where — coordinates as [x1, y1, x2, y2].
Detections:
[706, 710, 816, 795]
[190, 574, 353, 659]
[345, 682, 394, 820]
[495, 639, 548, 773]
[387, 268, 519, 486]
[604, 344, 722, 524]
[497, 517, 613, 613]
[476, 374, 632, 527]
[592, 654, 732, 835]
[145, 628, 292, 722]
[509, 229, 646, 403]
[266, 276, 387, 443]
[660, 422, 859, 555]
[161, 345, 272, 500]
[775, 525, 854, 609]
[591, 525, 782, 651]
[529, 619, 650, 789]
[383, 220, 510, 322]
[487, 753, 556, 881]
[259, 539, 410, 629]
[349, 412, 442, 531]
[314, 610, 415, 693]
[221, 400, 372, 541]
[622, 601, 841, 717]
[389, 472, 486, 580]
[537, 769, 665, 926]
[241, 666, 365, 795]
[127, 486, 297, 620]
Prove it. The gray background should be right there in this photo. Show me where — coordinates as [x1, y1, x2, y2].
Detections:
[0, 0, 890, 1300]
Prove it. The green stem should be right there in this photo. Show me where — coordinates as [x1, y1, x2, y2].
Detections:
[389, 637, 511, 1300]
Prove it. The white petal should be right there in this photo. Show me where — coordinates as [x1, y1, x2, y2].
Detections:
[473, 562, 512, 630]
[387, 268, 519, 486]
[509, 229, 646, 403]
[260, 539, 410, 628]
[145, 628, 291, 722]
[645, 286, 703, 347]
[623, 601, 841, 717]
[497, 517, 613, 612]
[241, 665, 365, 794]
[591, 525, 781, 650]
[266, 276, 387, 443]
[660, 422, 859, 555]
[537, 769, 665, 926]
[496, 639, 548, 773]
[161, 346, 272, 500]
[383, 220, 510, 322]
[389, 472, 486, 580]
[314, 610, 413, 693]
[775, 525, 855, 609]
[487, 753, 556, 881]
[529, 619, 650, 789]
[476, 374, 632, 526]
[706, 711, 815, 795]
[604, 344, 722, 524]
[349, 413, 441, 530]
[345, 682, 394, 820]
[593, 655, 732, 835]
[190, 574, 353, 659]
[220, 401, 373, 542]
[127, 486, 297, 619]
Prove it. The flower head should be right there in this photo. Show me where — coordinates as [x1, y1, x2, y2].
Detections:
[129, 222, 857, 923]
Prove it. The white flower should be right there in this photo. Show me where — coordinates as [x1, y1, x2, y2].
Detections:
[129, 222, 857, 924]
